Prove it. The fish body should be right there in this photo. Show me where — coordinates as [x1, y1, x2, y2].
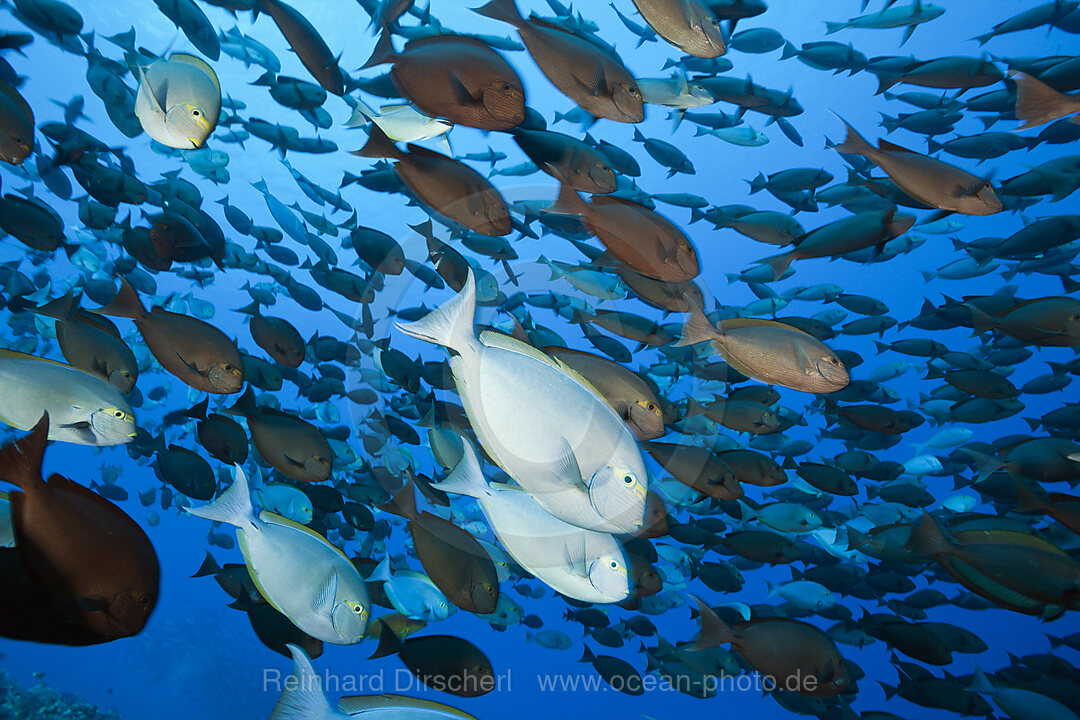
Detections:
[134, 53, 221, 149]
[0, 350, 135, 445]
[189, 465, 369, 644]
[436, 442, 631, 604]
[397, 271, 648, 534]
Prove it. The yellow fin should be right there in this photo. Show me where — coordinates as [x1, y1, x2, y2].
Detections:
[478, 330, 608, 404]
[238, 531, 286, 614]
[0, 349, 108, 380]
[260, 511, 354, 566]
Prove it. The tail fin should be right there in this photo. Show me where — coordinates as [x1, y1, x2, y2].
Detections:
[33, 290, 79, 321]
[832, 115, 874, 156]
[91, 278, 146, 320]
[472, 0, 524, 26]
[544, 182, 589, 216]
[378, 480, 419, 520]
[688, 595, 736, 651]
[758, 251, 796, 281]
[823, 21, 845, 34]
[191, 551, 222, 578]
[187, 464, 256, 530]
[360, 29, 396, 69]
[432, 441, 489, 499]
[345, 98, 376, 129]
[0, 413, 49, 492]
[1012, 72, 1075, 131]
[395, 270, 478, 355]
[351, 124, 401, 160]
[907, 511, 951, 559]
[674, 294, 719, 347]
[267, 644, 335, 720]
[225, 384, 258, 419]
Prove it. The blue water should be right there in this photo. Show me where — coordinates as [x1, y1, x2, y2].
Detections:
[1, 0, 1078, 718]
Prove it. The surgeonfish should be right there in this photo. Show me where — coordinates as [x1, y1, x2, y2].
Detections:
[188, 465, 370, 645]
[134, 53, 221, 149]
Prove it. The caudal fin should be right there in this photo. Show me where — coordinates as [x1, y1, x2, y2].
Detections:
[0, 413, 49, 492]
[187, 464, 256, 530]
[91, 278, 146, 320]
[1012, 72, 1078, 130]
[688, 595, 736, 651]
[758, 251, 796, 281]
[395, 269, 478, 355]
[432, 441, 489, 499]
[832, 115, 874, 157]
[472, 0, 525, 27]
[351, 124, 401, 160]
[267, 644, 336, 720]
[674, 294, 720, 347]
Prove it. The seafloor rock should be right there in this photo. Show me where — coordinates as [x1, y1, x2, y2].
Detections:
[0, 669, 120, 720]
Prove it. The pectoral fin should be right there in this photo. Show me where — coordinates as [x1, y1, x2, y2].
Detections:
[313, 571, 338, 615]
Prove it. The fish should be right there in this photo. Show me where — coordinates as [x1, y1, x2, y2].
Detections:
[0, 349, 136, 445]
[398, 271, 648, 535]
[354, 124, 511, 236]
[225, 386, 333, 483]
[371, 628, 497, 698]
[345, 98, 454, 152]
[473, 0, 644, 123]
[33, 291, 138, 393]
[0, 414, 159, 639]
[268, 643, 481, 720]
[1011, 71, 1080, 130]
[0, 76, 34, 165]
[435, 441, 631, 604]
[547, 183, 700, 282]
[677, 296, 850, 393]
[256, 0, 345, 95]
[690, 596, 851, 697]
[832, 117, 1003, 215]
[188, 465, 370, 644]
[631, 0, 726, 58]
[380, 481, 500, 615]
[92, 278, 243, 394]
[362, 32, 525, 131]
[134, 53, 221, 149]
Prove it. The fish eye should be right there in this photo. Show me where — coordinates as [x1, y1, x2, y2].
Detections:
[829, 357, 840, 365]
[628, 86, 640, 96]
[113, 410, 125, 418]
[609, 560, 619, 570]
[352, 604, 364, 615]
[192, 109, 201, 117]
[622, 474, 635, 485]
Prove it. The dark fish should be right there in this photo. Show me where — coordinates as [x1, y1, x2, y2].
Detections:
[92, 278, 244, 394]
[631, 0, 726, 57]
[0, 414, 159, 639]
[355, 125, 511, 236]
[580, 645, 644, 694]
[548, 183, 699, 282]
[0, 76, 33, 165]
[511, 127, 616, 193]
[380, 481, 499, 615]
[153, 445, 216, 501]
[225, 386, 333, 483]
[256, 0, 345, 95]
[363, 32, 526, 130]
[236, 301, 306, 368]
[371, 626, 497, 697]
[690, 596, 851, 697]
[34, 291, 138, 393]
[474, 0, 644, 123]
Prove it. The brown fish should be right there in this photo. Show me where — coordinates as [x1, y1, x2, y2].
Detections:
[92, 277, 244, 394]
[1011, 71, 1080, 130]
[371, 626, 497, 698]
[0, 76, 34, 165]
[380, 481, 499, 615]
[544, 346, 666, 440]
[257, 0, 345, 95]
[237, 301, 306, 368]
[354, 125, 511, 236]
[34, 291, 138, 393]
[631, 0, 727, 58]
[645, 442, 743, 501]
[549, 183, 699, 282]
[225, 386, 332, 483]
[0, 414, 159, 639]
[690, 596, 851, 698]
[363, 32, 525, 131]
[474, 0, 644, 123]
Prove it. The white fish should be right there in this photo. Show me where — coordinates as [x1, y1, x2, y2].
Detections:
[637, 74, 714, 109]
[134, 53, 221, 149]
[372, 561, 455, 622]
[396, 270, 648, 535]
[0, 350, 136, 446]
[188, 466, 370, 645]
[698, 126, 770, 147]
[537, 255, 627, 300]
[346, 98, 453, 154]
[435, 442, 630, 604]
[269, 644, 480, 720]
[767, 579, 836, 611]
